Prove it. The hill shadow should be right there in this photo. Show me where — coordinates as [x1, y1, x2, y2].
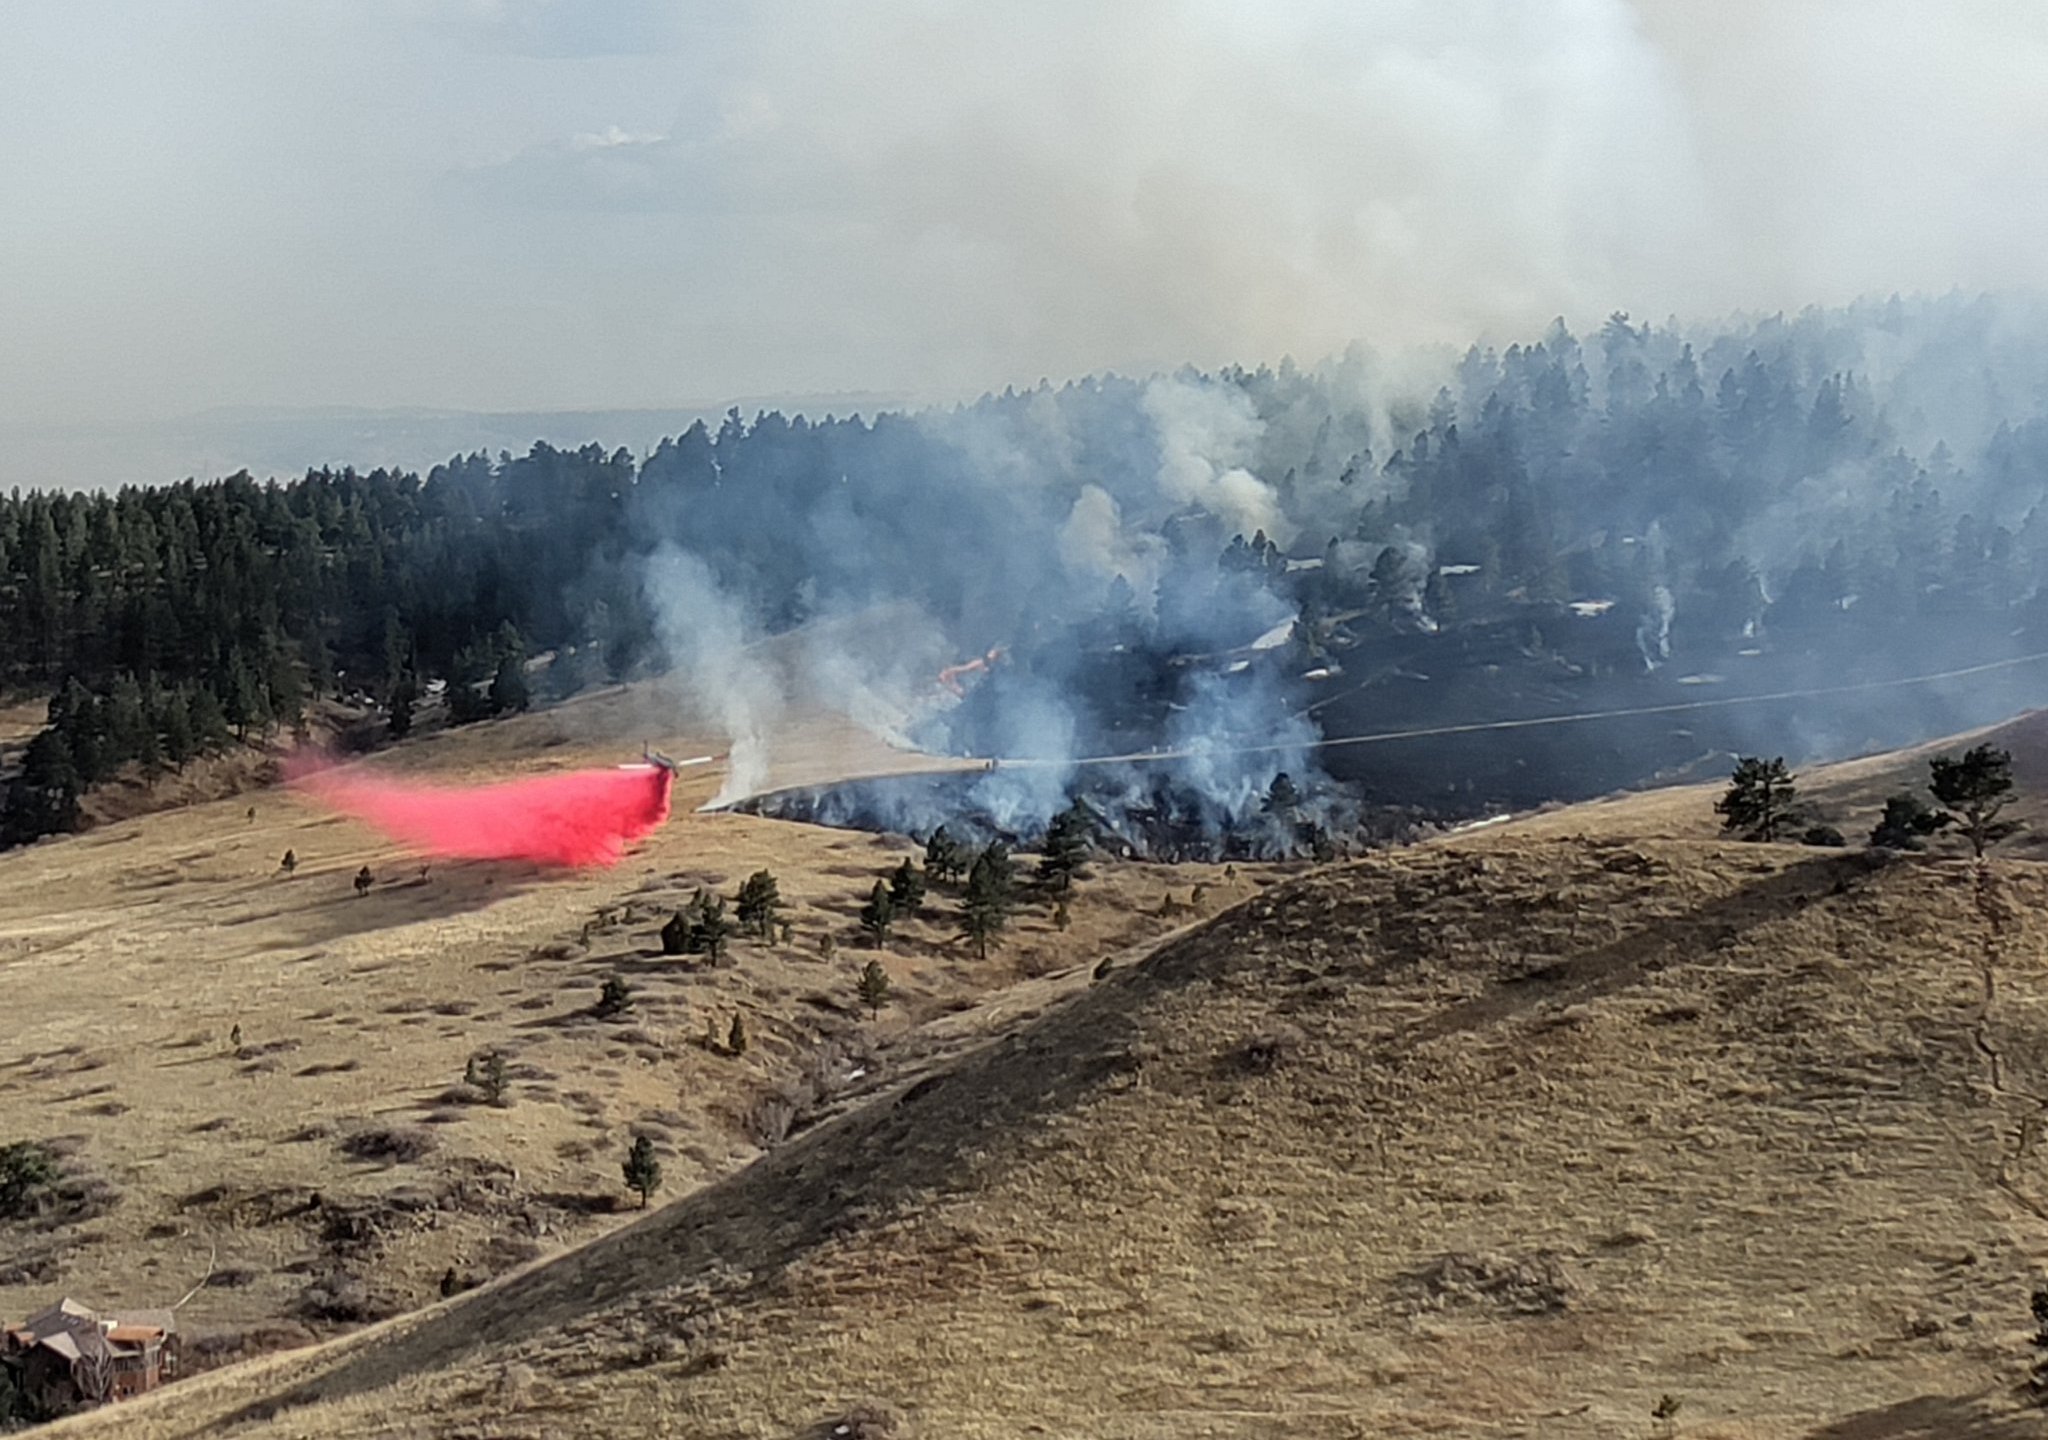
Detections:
[231, 860, 549, 947]
[1411, 848, 1886, 1045]
[204, 844, 1915, 1431]
[1803, 1392, 2044, 1439]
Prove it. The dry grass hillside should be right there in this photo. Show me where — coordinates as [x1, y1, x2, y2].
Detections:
[0, 684, 1276, 1380]
[53, 813, 2048, 1438]
[1510, 707, 2048, 855]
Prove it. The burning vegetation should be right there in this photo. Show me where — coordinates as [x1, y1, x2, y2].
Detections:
[736, 767, 1439, 864]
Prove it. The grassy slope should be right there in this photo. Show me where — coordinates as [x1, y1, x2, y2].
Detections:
[35, 709, 2048, 1438]
[0, 683, 1273, 1374]
[55, 819, 2048, 1439]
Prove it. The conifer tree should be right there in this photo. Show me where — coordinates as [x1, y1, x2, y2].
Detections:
[1930, 744, 2023, 858]
[1717, 757, 1798, 842]
[489, 652, 530, 714]
[660, 908, 691, 956]
[1264, 772, 1302, 816]
[622, 1135, 662, 1209]
[159, 687, 195, 770]
[925, 825, 965, 884]
[696, 894, 732, 962]
[888, 857, 926, 916]
[961, 844, 1013, 959]
[735, 870, 782, 940]
[477, 1048, 509, 1106]
[1040, 802, 1091, 893]
[387, 669, 418, 740]
[859, 880, 895, 946]
[857, 959, 892, 1018]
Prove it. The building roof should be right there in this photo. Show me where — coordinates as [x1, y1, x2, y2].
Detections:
[109, 1308, 175, 1334]
[35, 1329, 87, 1363]
[20, 1297, 96, 1338]
[9, 1297, 177, 1362]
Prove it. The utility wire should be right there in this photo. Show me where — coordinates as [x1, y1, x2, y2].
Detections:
[996, 648, 2048, 772]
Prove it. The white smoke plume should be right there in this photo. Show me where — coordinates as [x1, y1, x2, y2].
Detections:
[644, 545, 781, 807]
[1142, 377, 1286, 545]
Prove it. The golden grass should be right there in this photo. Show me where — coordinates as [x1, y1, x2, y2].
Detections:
[29, 703, 2048, 1437]
[0, 686, 1272, 1378]
[49, 826, 2048, 1439]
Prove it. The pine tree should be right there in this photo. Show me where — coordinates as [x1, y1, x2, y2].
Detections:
[387, 669, 418, 740]
[925, 825, 965, 884]
[0, 729, 81, 845]
[859, 881, 895, 946]
[489, 652, 530, 714]
[660, 908, 691, 956]
[1869, 792, 1949, 850]
[159, 687, 195, 770]
[1716, 757, 1798, 842]
[1264, 772, 1302, 816]
[474, 1050, 509, 1106]
[446, 640, 495, 724]
[735, 870, 781, 940]
[697, 894, 732, 962]
[1930, 744, 2023, 858]
[189, 684, 231, 750]
[1040, 802, 1091, 892]
[857, 959, 892, 1018]
[888, 857, 926, 916]
[622, 1135, 662, 1209]
[961, 844, 1013, 959]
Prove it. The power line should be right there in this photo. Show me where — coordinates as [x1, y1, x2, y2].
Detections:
[1002, 648, 2048, 772]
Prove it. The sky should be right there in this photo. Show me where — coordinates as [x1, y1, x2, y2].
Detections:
[2, 0, 2047, 487]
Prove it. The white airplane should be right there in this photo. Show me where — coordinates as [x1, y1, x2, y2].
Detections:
[624, 744, 719, 773]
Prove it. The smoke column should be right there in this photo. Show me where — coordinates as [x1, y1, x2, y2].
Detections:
[292, 763, 673, 868]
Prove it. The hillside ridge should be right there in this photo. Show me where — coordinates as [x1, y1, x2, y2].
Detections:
[52, 827, 2048, 1437]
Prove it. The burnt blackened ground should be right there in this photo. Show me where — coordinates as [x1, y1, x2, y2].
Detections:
[735, 769, 1455, 862]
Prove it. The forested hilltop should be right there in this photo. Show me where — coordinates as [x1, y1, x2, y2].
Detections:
[9, 294, 2048, 847]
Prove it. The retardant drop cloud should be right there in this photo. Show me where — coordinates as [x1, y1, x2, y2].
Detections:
[290, 762, 673, 868]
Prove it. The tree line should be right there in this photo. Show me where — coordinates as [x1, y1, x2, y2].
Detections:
[11, 297, 2048, 846]
[1717, 743, 2021, 857]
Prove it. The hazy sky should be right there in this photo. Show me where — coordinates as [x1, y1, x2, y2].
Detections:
[3, 0, 2047, 482]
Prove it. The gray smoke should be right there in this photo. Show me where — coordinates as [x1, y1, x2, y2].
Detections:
[636, 292, 2048, 849]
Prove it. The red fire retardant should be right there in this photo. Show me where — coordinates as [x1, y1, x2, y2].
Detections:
[291, 762, 674, 868]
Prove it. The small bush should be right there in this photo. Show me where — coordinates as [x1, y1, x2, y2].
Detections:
[0, 1141, 59, 1219]
[1801, 824, 1847, 848]
[298, 1270, 398, 1324]
[1237, 1026, 1303, 1075]
[595, 976, 633, 1019]
[823, 1402, 902, 1439]
[1399, 1250, 1572, 1316]
[338, 1126, 437, 1165]
[742, 1088, 799, 1149]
